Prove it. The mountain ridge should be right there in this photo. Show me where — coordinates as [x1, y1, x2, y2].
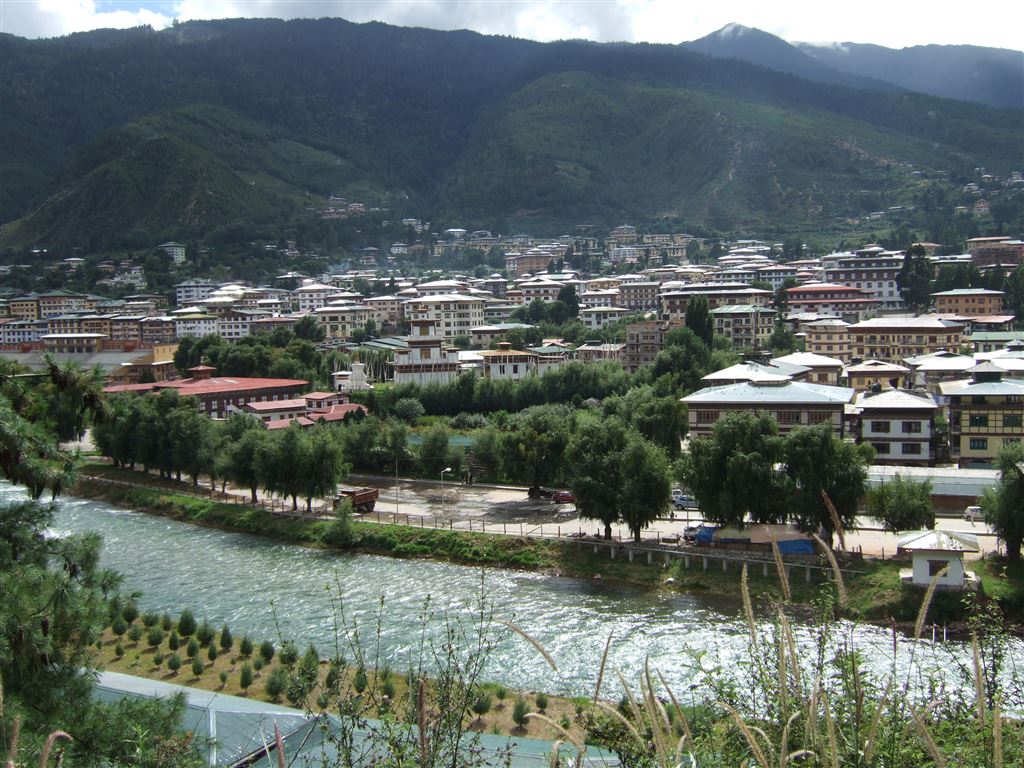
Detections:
[1, 18, 1021, 250]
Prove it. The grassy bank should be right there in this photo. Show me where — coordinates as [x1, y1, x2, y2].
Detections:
[71, 467, 1023, 627]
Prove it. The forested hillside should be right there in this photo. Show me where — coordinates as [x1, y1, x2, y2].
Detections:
[2, 18, 1021, 249]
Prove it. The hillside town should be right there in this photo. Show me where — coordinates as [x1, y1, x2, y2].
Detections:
[2, 229, 1021, 473]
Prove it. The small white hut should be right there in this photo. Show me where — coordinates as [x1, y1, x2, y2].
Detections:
[897, 530, 980, 589]
[332, 362, 372, 393]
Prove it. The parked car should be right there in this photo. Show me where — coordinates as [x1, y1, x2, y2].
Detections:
[527, 486, 554, 499]
[963, 505, 982, 522]
[671, 488, 699, 510]
[553, 490, 576, 504]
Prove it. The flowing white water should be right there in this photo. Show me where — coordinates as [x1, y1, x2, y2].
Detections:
[10, 483, 1021, 705]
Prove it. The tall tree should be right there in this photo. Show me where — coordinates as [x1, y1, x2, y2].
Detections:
[618, 434, 671, 542]
[981, 442, 1024, 563]
[680, 412, 790, 528]
[567, 418, 628, 540]
[557, 284, 580, 319]
[896, 244, 933, 312]
[867, 476, 935, 532]
[783, 424, 874, 546]
[300, 427, 347, 512]
[684, 295, 713, 347]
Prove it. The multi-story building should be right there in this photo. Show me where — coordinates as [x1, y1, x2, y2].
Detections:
[574, 342, 625, 365]
[931, 288, 1004, 316]
[140, 316, 177, 345]
[843, 359, 912, 392]
[105, 365, 309, 419]
[580, 306, 632, 329]
[475, 343, 544, 381]
[615, 282, 660, 310]
[660, 283, 772, 322]
[850, 389, 938, 466]
[37, 290, 89, 318]
[314, 301, 371, 340]
[772, 352, 844, 385]
[174, 314, 218, 339]
[785, 283, 879, 321]
[393, 336, 461, 386]
[403, 294, 486, 340]
[0, 319, 48, 346]
[802, 319, 852, 362]
[821, 249, 904, 309]
[848, 316, 965, 363]
[941, 364, 1024, 467]
[8, 295, 40, 320]
[624, 320, 682, 373]
[362, 295, 404, 329]
[710, 305, 776, 349]
[966, 236, 1024, 271]
[175, 279, 217, 307]
[159, 242, 186, 265]
[293, 281, 336, 313]
[681, 379, 855, 438]
[519, 279, 566, 304]
[217, 310, 270, 341]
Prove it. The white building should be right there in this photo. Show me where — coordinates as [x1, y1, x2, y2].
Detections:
[393, 336, 461, 386]
[175, 279, 217, 307]
[175, 314, 218, 339]
[897, 530, 979, 589]
[314, 301, 371, 340]
[579, 306, 631, 329]
[293, 281, 336, 313]
[159, 242, 186, 266]
[403, 294, 486, 340]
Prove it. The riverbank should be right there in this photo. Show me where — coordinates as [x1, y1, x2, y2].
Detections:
[70, 468, 1023, 628]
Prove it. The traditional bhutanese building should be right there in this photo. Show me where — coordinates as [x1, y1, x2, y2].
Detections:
[940, 364, 1024, 467]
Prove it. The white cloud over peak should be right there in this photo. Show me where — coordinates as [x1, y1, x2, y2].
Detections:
[1, 0, 1020, 52]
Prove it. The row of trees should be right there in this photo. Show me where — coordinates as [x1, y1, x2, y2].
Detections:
[93, 391, 347, 511]
[681, 413, 875, 544]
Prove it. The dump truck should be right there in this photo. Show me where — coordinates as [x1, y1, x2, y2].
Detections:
[333, 485, 379, 513]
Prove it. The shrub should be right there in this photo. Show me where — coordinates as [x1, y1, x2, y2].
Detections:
[239, 636, 253, 657]
[178, 609, 196, 637]
[207, 645, 218, 663]
[114, 641, 124, 659]
[127, 624, 142, 644]
[122, 602, 138, 624]
[382, 679, 396, 699]
[451, 412, 489, 430]
[259, 640, 275, 664]
[219, 625, 233, 651]
[111, 617, 128, 638]
[266, 667, 287, 702]
[168, 653, 182, 674]
[495, 685, 507, 702]
[472, 691, 493, 717]
[535, 692, 548, 712]
[186, 638, 199, 659]
[218, 671, 228, 687]
[191, 657, 204, 678]
[512, 696, 530, 729]
[240, 663, 253, 692]
[161, 612, 173, 631]
[392, 397, 426, 423]
[353, 667, 368, 694]
[168, 630, 180, 651]
[253, 657, 264, 672]
[153, 652, 164, 667]
[196, 621, 214, 647]
[142, 612, 159, 628]
[278, 641, 298, 667]
[146, 626, 165, 648]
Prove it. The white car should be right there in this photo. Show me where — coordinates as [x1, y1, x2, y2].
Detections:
[963, 505, 981, 522]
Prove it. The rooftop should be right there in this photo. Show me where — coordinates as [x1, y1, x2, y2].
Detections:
[682, 379, 855, 406]
[897, 529, 979, 553]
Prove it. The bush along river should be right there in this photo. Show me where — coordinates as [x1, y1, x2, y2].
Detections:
[10, 482, 1022, 708]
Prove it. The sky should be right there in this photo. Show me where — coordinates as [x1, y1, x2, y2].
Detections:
[1, 0, 1022, 52]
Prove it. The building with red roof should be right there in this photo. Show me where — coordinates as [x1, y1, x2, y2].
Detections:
[104, 365, 309, 418]
[785, 283, 879, 321]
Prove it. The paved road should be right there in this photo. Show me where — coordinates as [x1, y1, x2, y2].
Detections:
[347, 474, 1003, 559]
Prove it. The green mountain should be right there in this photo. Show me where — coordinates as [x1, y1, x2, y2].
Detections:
[1, 18, 1021, 250]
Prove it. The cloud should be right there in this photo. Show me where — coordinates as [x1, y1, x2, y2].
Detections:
[0, 1, 172, 38]
[2, 0, 1021, 52]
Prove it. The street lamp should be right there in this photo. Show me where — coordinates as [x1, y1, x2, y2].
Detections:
[440, 467, 452, 517]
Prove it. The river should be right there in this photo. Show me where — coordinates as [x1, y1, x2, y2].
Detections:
[9, 483, 1022, 705]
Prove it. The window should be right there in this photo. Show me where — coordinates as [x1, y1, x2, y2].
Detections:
[969, 414, 989, 428]
[695, 410, 718, 423]
[902, 421, 922, 434]
[872, 443, 890, 454]
[777, 411, 801, 425]
[972, 395, 987, 405]
[1004, 414, 1022, 428]
[808, 412, 830, 424]
[928, 560, 948, 577]
[969, 438, 989, 451]
[902, 443, 922, 455]
[871, 421, 890, 433]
